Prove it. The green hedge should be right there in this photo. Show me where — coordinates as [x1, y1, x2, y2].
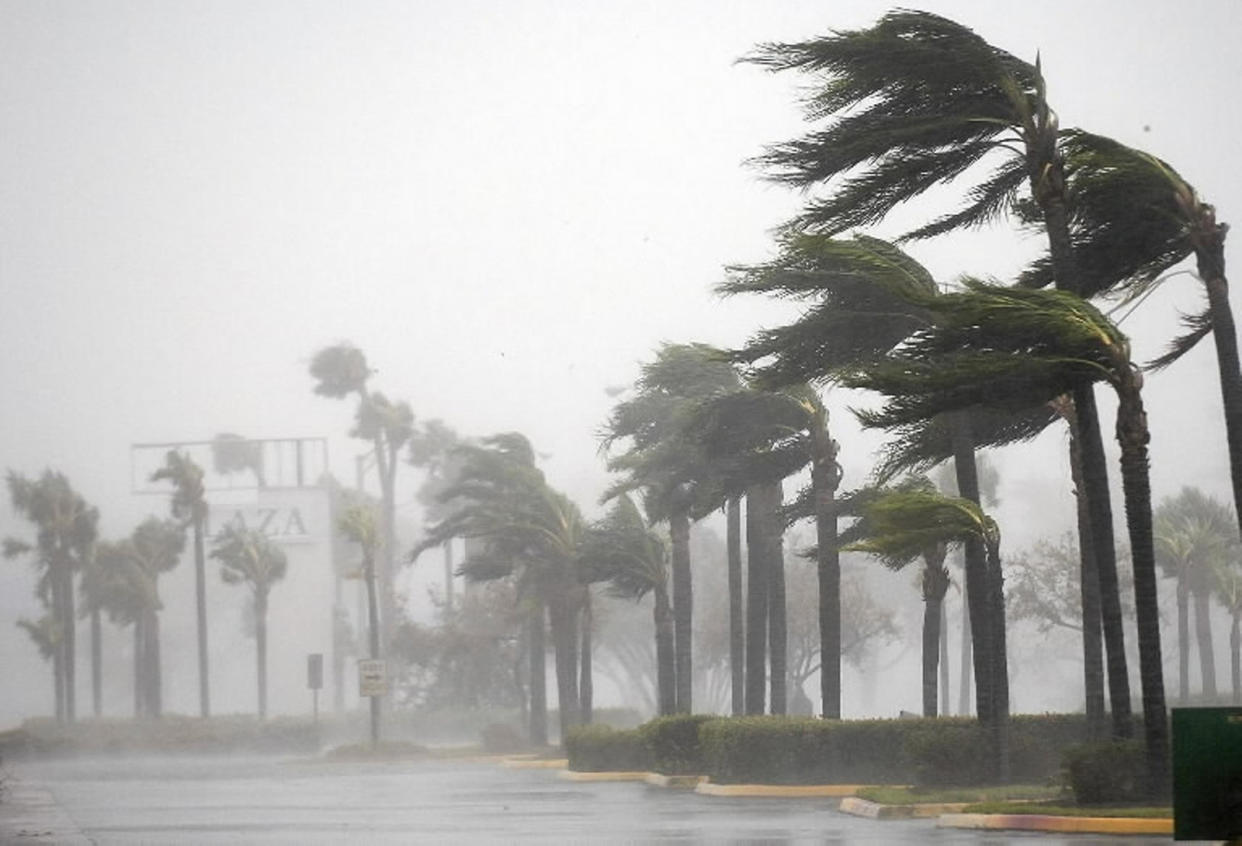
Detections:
[564, 725, 652, 772]
[700, 713, 1096, 786]
[638, 714, 717, 774]
[1062, 740, 1147, 804]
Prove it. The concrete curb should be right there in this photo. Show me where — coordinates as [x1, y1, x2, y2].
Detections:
[839, 797, 968, 819]
[501, 757, 569, 769]
[694, 782, 871, 798]
[643, 773, 707, 789]
[937, 812, 1173, 836]
[556, 770, 649, 782]
[0, 782, 92, 845]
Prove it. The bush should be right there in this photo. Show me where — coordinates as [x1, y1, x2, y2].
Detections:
[1062, 740, 1147, 804]
[564, 725, 651, 772]
[639, 714, 717, 774]
[480, 723, 526, 754]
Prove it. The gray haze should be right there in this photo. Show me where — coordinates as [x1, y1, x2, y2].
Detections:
[2, 1, 1240, 726]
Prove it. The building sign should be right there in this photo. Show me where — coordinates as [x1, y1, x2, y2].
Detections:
[208, 505, 311, 542]
[358, 659, 387, 697]
[307, 654, 323, 690]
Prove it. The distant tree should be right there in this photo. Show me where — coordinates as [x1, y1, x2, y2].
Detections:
[151, 450, 211, 718]
[5, 470, 99, 723]
[408, 419, 467, 611]
[210, 433, 266, 487]
[1214, 559, 1242, 704]
[211, 525, 288, 720]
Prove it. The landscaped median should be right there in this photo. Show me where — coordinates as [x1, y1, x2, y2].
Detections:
[937, 811, 1172, 836]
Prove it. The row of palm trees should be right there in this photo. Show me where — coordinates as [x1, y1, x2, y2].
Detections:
[8, 455, 289, 722]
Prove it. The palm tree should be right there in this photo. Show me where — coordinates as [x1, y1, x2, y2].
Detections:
[1154, 487, 1236, 701]
[151, 450, 211, 718]
[579, 495, 675, 716]
[415, 433, 587, 743]
[5, 470, 99, 723]
[211, 525, 288, 720]
[338, 499, 382, 745]
[839, 477, 950, 718]
[1214, 558, 1242, 704]
[745, 10, 1133, 741]
[601, 343, 741, 713]
[843, 485, 1008, 778]
[310, 343, 413, 656]
[844, 280, 1169, 795]
[408, 419, 467, 612]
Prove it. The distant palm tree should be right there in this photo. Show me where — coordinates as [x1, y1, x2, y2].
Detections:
[211, 525, 288, 720]
[1154, 487, 1236, 701]
[5, 470, 99, 723]
[338, 499, 382, 746]
[1214, 559, 1242, 704]
[151, 450, 211, 717]
[579, 495, 675, 716]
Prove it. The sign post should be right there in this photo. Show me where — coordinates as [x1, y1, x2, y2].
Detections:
[307, 653, 323, 725]
[358, 659, 386, 748]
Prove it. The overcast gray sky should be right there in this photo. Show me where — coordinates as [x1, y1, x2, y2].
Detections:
[2, 0, 1240, 722]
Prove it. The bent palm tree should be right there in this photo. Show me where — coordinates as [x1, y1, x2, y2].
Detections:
[845, 281, 1169, 795]
[338, 500, 383, 746]
[211, 525, 288, 720]
[151, 451, 211, 717]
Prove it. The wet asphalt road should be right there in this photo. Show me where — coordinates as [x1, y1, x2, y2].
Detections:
[5, 755, 1174, 845]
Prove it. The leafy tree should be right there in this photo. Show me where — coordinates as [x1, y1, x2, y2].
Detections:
[843, 486, 1008, 778]
[310, 343, 414, 656]
[210, 433, 266, 487]
[744, 9, 1132, 744]
[601, 343, 741, 713]
[1154, 487, 1236, 701]
[845, 280, 1169, 793]
[5, 470, 98, 723]
[211, 525, 288, 720]
[150, 450, 211, 718]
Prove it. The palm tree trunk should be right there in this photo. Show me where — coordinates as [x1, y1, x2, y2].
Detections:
[727, 496, 744, 716]
[812, 427, 841, 719]
[767, 481, 787, 716]
[1074, 386, 1134, 739]
[148, 610, 161, 719]
[377, 444, 397, 667]
[257, 590, 269, 720]
[1177, 578, 1190, 702]
[958, 573, 972, 716]
[61, 563, 76, 723]
[1070, 417, 1107, 739]
[654, 583, 676, 716]
[923, 589, 942, 718]
[939, 599, 951, 716]
[579, 591, 593, 725]
[951, 416, 993, 726]
[669, 506, 693, 714]
[90, 607, 102, 718]
[1193, 588, 1218, 699]
[1116, 385, 1169, 797]
[193, 517, 210, 718]
[133, 620, 144, 719]
[745, 484, 770, 715]
[548, 593, 581, 742]
[50, 572, 65, 722]
[364, 557, 381, 747]
[984, 539, 1010, 784]
[443, 540, 455, 613]
[528, 603, 548, 746]
[1232, 610, 1241, 705]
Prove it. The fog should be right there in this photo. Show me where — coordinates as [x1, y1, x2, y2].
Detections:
[2, 0, 1241, 739]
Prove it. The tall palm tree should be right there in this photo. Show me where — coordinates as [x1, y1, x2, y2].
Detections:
[5, 470, 98, 723]
[844, 485, 1006, 773]
[1154, 487, 1236, 701]
[211, 525, 289, 720]
[151, 450, 211, 718]
[601, 343, 741, 713]
[844, 280, 1169, 795]
[415, 433, 587, 743]
[408, 419, 467, 612]
[310, 343, 413, 656]
[745, 10, 1133, 740]
[579, 495, 675, 716]
[338, 499, 382, 746]
[1214, 558, 1242, 704]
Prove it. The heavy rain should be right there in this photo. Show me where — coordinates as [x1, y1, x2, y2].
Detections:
[2, 1, 1241, 843]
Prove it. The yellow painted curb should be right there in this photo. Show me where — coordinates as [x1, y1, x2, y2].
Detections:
[839, 797, 969, 819]
[644, 773, 708, 789]
[937, 813, 1172, 835]
[556, 770, 650, 782]
[695, 783, 872, 798]
[501, 758, 569, 769]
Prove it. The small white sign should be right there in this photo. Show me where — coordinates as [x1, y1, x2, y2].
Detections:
[358, 659, 387, 697]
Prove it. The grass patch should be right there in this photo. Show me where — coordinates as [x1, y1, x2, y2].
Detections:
[856, 783, 1061, 805]
[960, 800, 1171, 818]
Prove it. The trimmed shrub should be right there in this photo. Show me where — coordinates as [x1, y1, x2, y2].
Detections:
[639, 714, 717, 774]
[1063, 740, 1146, 804]
[564, 725, 651, 772]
